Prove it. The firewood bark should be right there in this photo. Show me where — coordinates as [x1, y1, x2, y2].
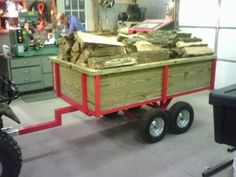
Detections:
[59, 35, 75, 61]
[87, 56, 137, 69]
[72, 41, 81, 52]
[176, 41, 207, 48]
[77, 46, 127, 64]
[182, 46, 214, 57]
[134, 41, 161, 52]
[179, 37, 202, 43]
[75, 32, 124, 49]
[131, 49, 170, 63]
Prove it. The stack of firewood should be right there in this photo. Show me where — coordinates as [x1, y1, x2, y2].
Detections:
[58, 30, 214, 69]
[59, 35, 75, 61]
[59, 32, 137, 69]
[118, 30, 214, 58]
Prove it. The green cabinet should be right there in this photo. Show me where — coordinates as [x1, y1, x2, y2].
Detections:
[43, 73, 53, 88]
[11, 66, 41, 84]
[17, 82, 44, 92]
[0, 56, 53, 92]
[10, 58, 40, 68]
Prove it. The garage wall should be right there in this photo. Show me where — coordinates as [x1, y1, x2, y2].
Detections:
[216, 0, 236, 88]
[57, 0, 168, 32]
[178, 0, 236, 89]
[92, 0, 168, 32]
[137, 0, 168, 19]
[97, 0, 168, 31]
[97, 4, 128, 32]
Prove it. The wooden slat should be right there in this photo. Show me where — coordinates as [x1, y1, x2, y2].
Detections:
[99, 68, 162, 110]
[60, 66, 82, 104]
[168, 60, 212, 94]
[50, 55, 215, 76]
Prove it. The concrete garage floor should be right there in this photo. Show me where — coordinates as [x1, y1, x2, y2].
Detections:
[5, 91, 234, 177]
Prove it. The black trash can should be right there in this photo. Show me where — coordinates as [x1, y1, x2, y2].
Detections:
[209, 84, 236, 147]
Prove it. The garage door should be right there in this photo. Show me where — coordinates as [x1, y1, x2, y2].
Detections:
[178, 0, 236, 89]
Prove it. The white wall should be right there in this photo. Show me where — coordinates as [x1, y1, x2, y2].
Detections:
[178, 0, 236, 89]
[215, 61, 236, 89]
[179, 0, 219, 27]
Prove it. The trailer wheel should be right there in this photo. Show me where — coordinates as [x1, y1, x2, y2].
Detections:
[168, 101, 194, 134]
[139, 109, 168, 143]
[0, 131, 22, 177]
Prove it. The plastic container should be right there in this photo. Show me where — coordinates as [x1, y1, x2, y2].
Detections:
[209, 84, 236, 147]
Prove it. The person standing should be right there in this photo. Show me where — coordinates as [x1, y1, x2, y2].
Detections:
[57, 12, 85, 35]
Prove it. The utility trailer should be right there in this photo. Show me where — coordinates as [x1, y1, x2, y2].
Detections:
[17, 55, 216, 142]
[0, 55, 216, 177]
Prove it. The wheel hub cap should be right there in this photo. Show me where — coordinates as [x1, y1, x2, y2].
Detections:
[149, 117, 165, 137]
[177, 110, 190, 128]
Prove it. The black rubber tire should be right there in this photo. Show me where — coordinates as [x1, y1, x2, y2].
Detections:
[139, 109, 168, 143]
[0, 131, 22, 177]
[168, 101, 194, 134]
[104, 111, 119, 118]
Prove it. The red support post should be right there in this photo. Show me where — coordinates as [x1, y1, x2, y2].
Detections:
[162, 65, 169, 100]
[55, 63, 61, 97]
[81, 73, 88, 112]
[19, 106, 77, 135]
[94, 75, 101, 117]
[60, 94, 84, 111]
[210, 59, 217, 90]
[160, 98, 172, 110]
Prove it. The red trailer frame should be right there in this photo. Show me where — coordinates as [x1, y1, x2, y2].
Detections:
[18, 59, 217, 136]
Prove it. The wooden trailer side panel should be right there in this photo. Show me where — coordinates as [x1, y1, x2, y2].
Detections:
[51, 56, 214, 114]
[168, 60, 212, 95]
[60, 66, 83, 104]
[97, 68, 163, 111]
